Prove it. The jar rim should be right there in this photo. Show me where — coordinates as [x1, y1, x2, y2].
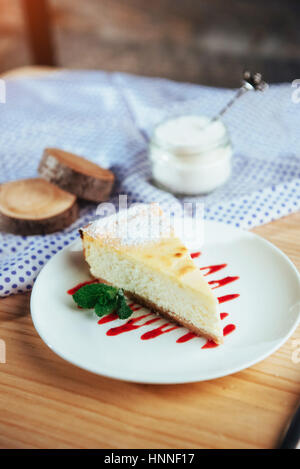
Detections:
[151, 133, 231, 156]
[151, 114, 231, 156]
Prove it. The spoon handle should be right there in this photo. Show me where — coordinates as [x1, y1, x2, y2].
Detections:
[212, 70, 268, 122]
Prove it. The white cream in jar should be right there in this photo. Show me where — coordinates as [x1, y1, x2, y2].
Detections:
[149, 115, 232, 195]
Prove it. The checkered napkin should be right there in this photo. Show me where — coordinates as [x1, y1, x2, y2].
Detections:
[0, 70, 299, 296]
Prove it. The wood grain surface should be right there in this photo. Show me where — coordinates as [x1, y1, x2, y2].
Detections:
[0, 178, 79, 235]
[0, 68, 299, 449]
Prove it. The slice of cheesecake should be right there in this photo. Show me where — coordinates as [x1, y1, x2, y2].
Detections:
[80, 204, 222, 343]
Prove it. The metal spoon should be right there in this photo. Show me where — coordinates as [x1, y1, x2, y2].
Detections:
[211, 70, 269, 122]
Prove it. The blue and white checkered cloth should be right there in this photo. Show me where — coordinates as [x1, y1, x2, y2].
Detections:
[0, 70, 299, 296]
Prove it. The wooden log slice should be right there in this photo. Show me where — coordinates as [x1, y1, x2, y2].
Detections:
[0, 178, 79, 235]
[38, 148, 115, 202]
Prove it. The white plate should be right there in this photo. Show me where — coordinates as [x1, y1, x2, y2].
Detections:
[30, 221, 300, 384]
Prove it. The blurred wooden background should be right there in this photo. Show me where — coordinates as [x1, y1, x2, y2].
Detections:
[0, 0, 299, 87]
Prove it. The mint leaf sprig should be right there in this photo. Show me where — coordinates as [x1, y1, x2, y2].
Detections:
[72, 283, 133, 320]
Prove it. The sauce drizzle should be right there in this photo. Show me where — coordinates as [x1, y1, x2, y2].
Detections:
[141, 324, 179, 340]
[106, 314, 160, 336]
[98, 313, 118, 325]
[200, 264, 227, 276]
[209, 276, 239, 289]
[191, 251, 201, 259]
[176, 332, 197, 343]
[202, 323, 236, 349]
[218, 293, 240, 304]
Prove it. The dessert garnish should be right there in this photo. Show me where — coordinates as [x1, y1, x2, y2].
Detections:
[72, 283, 133, 319]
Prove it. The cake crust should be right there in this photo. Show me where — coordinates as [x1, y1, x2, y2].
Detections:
[125, 291, 223, 344]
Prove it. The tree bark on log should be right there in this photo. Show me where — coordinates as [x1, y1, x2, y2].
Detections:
[38, 148, 115, 203]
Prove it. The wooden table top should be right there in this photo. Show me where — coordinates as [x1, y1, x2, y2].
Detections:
[0, 67, 299, 449]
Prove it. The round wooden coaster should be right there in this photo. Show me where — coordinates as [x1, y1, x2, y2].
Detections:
[0, 178, 79, 235]
[38, 148, 115, 202]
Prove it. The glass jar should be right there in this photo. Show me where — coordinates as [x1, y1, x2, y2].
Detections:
[149, 115, 233, 195]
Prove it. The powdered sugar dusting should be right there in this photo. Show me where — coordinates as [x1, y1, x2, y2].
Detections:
[83, 204, 173, 246]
